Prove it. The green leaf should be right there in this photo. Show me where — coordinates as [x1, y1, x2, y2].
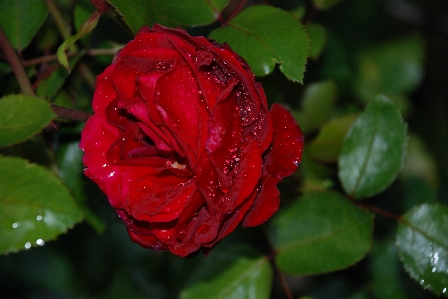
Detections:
[0, 95, 55, 148]
[269, 192, 373, 276]
[338, 95, 407, 198]
[396, 204, 448, 296]
[307, 23, 328, 60]
[0, 0, 47, 50]
[57, 142, 105, 233]
[309, 114, 358, 163]
[180, 246, 272, 299]
[0, 156, 83, 254]
[355, 35, 425, 102]
[369, 241, 408, 299]
[107, 0, 230, 32]
[297, 79, 338, 133]
[209, 5, 309, 82]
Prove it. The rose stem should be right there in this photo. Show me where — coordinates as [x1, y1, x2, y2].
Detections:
[45, 0, 98, 90]
[52, 106, 92, 122]
[355, 202, 403, 222]
[262, 225, 294, 299]
[0, 25, 92, 122]
[0, 27, 35, 96]
[222, 0, 248, 24]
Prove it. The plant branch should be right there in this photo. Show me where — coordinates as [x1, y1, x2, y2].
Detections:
[52, 105, 92, 122]
[355, 202, 403, 222]
[45, 0, 71, 41]
[0, 27, 35, 96]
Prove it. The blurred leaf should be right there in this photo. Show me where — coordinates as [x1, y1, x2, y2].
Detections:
[400, 134, 439, 188]
[269, 192, 373, 276]
[58, 11, 102, 70]
[107, 0, 230, 32]
[0, 156, 83, 254]
[307, 23, 328, 60]
[0, 95, 55, 148]
[0, 135, 54, 168]
[396, 204, 448, 297]
[0, 0, 47, 50]
[369, 241, 407, 299]
[309, 114, 358, 163]
[209, 5, 309, 82]
[180, 246, 272, 299]
[57, 142, 105, 233]
[296, 80, 338, 133]
[299, 149, 334, 193]
[313, 0, 343, 10]
[355, 35, 425, 102]
[36, 66, 68, 99]
[338, 95, 407, 199]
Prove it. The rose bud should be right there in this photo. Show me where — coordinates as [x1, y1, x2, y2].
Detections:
[79, 24, 303, 257]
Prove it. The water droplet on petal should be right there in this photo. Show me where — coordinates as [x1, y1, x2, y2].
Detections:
[136, 180, 153, 192]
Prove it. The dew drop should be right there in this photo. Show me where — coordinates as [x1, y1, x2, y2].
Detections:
[36, 239, 45, 246]
[12, 222, 20, 228]
[198, 223, 210, 234]
[443, 288, 446, 293]
[158, 229, 175, 243]
[24, 242, 31, 249]
[94, 141, 101, 147]
[36, 215, 43, 221]
[136, 180, 153, 192]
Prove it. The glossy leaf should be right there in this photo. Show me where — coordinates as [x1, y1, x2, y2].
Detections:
[338, 95, 407, 198]
[309, 114, 358, 163]
[0, 156, 83, 254]
[269, 192, 373, 276]
[0, 95, 55, 148]
[297, 80, 338, 133]
[107, 0, 230, 32]
[0, 0, 47, 50]
[396, 204, 448, 296]
[307, 23, 328, 60]
[209, 5, 309, 82]
[180, 248, 272, 299]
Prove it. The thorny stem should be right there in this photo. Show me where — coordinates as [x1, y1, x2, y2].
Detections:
[0, 27, 35, 96]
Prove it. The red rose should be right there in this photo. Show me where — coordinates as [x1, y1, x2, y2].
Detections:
[79, 25, 303, 257]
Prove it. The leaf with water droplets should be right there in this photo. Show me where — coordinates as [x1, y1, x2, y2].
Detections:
[0, 156, 83, 254]
[209, 5, 309, 82]
[396, 203, 448, 297]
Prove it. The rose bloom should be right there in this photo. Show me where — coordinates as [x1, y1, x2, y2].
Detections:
[80, 25, 303, 257]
